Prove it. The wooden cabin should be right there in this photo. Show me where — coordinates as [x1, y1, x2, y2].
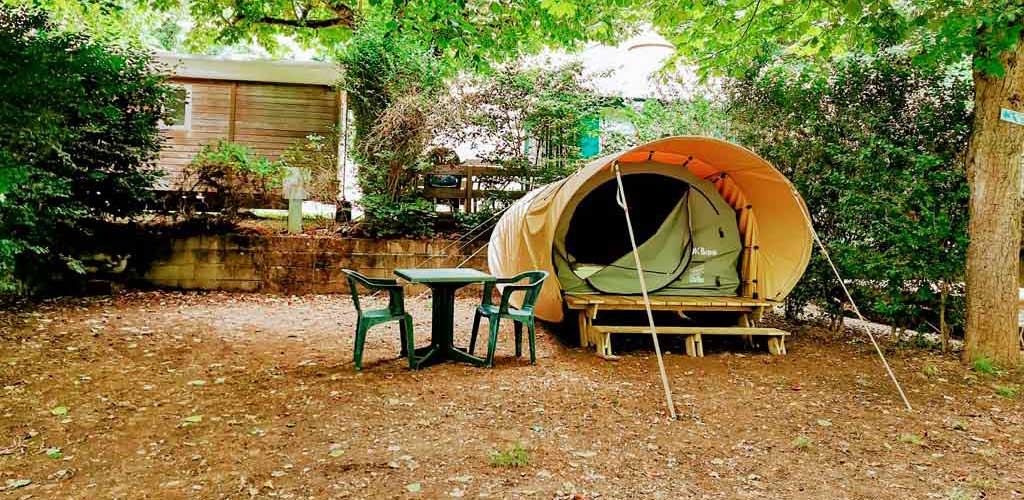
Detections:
[154, 53, 345, 190]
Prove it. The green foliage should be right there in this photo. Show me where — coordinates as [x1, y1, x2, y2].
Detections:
[972, 357, 1001, 376]
[280, 133, 340, 204]
[455, 208, 501, 233]
[337, 19, 449, 236]
[898, 433, 922, 445]
[178, 141, 284, 221]
[0, 6, 169, 292]
[445, 62, 605, 185]
[338, 19, 441, 222]
[651, 1, 1024, 79]
[5, 0, 174, 47]
[489, 443, 530, 467]
[994, 384, 1019, 399]
[144, 0, 634, 64]
[791, 436, 811, 449]
[725, 54, 971, 331]
[922, 364, 939, 377]
[358, 194, 436, 239]
[601, 92, 730, 152]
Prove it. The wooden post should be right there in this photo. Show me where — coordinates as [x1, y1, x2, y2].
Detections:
[465, 165, 474, 214]
[228, 82, 238, 142]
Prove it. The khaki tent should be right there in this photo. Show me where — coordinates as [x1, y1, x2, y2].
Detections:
[488, 136, 814, 323]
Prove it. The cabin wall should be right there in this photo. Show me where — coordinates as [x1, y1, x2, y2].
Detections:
[156, 77, 340, 189]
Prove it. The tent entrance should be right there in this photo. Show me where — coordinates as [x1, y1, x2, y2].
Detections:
[555, 169, 743, 296]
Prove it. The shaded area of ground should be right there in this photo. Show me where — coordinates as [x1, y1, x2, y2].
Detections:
[1, 292, 1022, 499]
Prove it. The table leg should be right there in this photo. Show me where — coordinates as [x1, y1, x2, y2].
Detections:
[411, 284, 487, 368]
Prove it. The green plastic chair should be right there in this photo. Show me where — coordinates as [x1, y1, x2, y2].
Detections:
[343, 270, 415, 370]
[468, 271, 548, 367]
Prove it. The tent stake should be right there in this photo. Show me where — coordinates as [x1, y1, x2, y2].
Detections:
[796, 191, 913, 412]
[613, 163, 678, 420]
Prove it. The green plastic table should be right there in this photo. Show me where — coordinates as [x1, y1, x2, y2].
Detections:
[394, 268, 496, 368]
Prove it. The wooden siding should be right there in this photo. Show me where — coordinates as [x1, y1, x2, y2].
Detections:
[156, 78, 339, 190]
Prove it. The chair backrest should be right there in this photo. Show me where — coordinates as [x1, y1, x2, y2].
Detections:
[342, 269, 369, 312]
[342, 269, 404, 314]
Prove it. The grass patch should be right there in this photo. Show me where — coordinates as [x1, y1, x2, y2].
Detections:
[994, 384, 1018, 399]
[944, 487, 969, 500]
[792, 436, 811, 449]
[899, 433, 922, 445]
[972, 357, 1001, 376]
[922, 364, 939, 377]
[489, 443, 529, 467]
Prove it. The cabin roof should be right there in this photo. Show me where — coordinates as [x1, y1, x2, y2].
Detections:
[154, 52, 341, 86]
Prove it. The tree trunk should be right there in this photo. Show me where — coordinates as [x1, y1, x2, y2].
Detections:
[964, 41, 1024, 367]
[939, 281, 949, 354]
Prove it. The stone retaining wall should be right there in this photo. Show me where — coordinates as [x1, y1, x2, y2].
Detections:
[140, 234, 488, 294]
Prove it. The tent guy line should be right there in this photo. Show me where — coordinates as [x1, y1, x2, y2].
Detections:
[795, 189, 914, 412]
[613, 161, 678, 420]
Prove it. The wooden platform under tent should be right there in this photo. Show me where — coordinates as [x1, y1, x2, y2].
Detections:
[564, 294, 790, 359]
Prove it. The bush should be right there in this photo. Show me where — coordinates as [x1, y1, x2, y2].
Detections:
[443, 62, 605, 186]
[338, 18, 444, 203]
[178, 141, 283, 221]
[0, 6, 171, 292]
[280, 133, 341, 204]
[358, 194, 437, 239]
[724, 54, 971, 334]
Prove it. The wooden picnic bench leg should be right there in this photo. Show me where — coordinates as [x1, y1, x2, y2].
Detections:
[595, 330, 614, 358]
[768, 336, 785, 356]
[577, 310, 589, 348]
[685, 335, 697, 357]
[696, 333, 704, 357]
[739, 313, 754, 349]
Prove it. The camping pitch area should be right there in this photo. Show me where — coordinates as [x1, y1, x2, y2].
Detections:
[1, 291, 1020, 499]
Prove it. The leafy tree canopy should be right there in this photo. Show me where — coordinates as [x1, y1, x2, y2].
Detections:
[652, 0, 1024, 77]
[143, 0, 640, 64]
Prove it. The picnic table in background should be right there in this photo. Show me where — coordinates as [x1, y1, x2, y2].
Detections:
[394, 268, 496, 368]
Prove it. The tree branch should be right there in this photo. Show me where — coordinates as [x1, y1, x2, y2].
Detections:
[234, 2, 355, 29]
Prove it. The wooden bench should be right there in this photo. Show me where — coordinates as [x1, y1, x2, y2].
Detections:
[564, 293, 788, 359]
[589, 325, 789, 358]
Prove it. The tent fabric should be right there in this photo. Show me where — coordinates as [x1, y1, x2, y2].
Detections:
[488, 136, 814, 323]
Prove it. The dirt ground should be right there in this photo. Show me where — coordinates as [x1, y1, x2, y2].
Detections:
[1, 291, 1022, 499]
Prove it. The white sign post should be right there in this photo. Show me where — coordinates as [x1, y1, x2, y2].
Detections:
[282, 167, 308, 234]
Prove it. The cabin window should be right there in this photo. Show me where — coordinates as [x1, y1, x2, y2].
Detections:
[162, 84, 191, 130]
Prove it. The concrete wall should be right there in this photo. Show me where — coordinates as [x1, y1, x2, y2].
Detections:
[140, 234, 488, 294]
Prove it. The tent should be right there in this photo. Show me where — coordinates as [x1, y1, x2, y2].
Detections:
[488, 136, 814, 323]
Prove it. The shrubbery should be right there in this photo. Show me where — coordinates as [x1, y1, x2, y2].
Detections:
[725, 55, 972, 341]
[178, 141, 284, 221]
[0, 6, 171, 291]
[338, 19, 444, 231]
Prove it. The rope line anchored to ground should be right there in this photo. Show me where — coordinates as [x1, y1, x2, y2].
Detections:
[613, 162, 678, 420]
[795, 189, 913, 412]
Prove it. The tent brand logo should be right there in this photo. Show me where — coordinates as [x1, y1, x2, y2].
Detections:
[693, 247, 718, 257]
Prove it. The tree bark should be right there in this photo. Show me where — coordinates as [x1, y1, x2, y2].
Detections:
[964, 40, 1024, 367]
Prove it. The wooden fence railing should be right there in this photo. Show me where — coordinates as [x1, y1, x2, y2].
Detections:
[423, 161, 530, 213]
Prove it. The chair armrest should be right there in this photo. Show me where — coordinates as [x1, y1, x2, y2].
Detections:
[499, 284, 538, 314]
[386, 286, 407, 315]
